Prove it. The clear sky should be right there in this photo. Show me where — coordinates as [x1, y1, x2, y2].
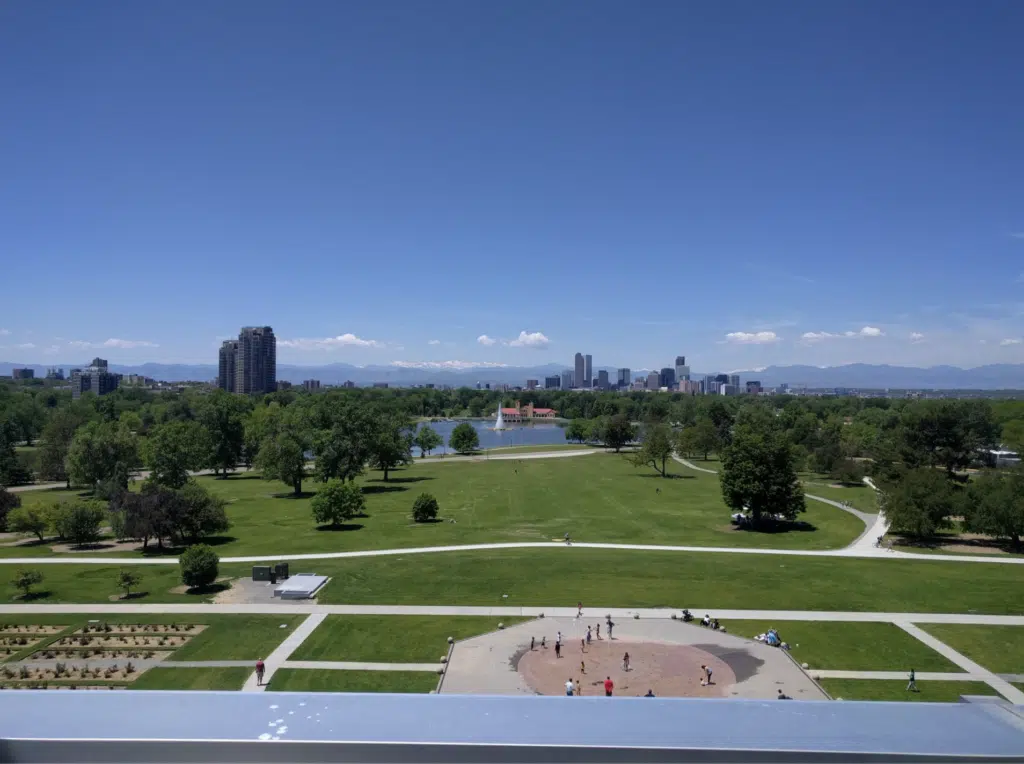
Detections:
[1, 0, 1022, 372]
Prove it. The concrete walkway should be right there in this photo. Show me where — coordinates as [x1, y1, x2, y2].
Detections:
[242, 612, 326, 692]
[280, 660, 442, 672]
[894, 621, 1024, 704]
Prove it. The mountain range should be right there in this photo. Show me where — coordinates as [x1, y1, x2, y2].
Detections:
[3, 361, 1024, 390]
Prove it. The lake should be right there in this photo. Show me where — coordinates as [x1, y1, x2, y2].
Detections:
[413, 419, 569, 456]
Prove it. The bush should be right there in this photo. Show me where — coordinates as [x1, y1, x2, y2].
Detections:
[448, 423, 480, 454]
[411, 493, 440, 523]
[7, 506, 47, 542]
[0, 488, 21, 532]
[179, 544, 219, 590]
[12, 569, 43, 599]
[311, 480, 366, 527]
[48, 501, 105, 547]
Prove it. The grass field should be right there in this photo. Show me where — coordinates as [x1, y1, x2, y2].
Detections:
[130, 667, 251, 690]
[800, 481, 878, 514]
[6, 549, 1024, 612]
[290, 616, 526, 662]
[1, 453, 867, 559]
[819, 679, 997, 702]
[268, 669, 438, 693]
[721, 621, 957, 671]
[918, 625, 1024, 674]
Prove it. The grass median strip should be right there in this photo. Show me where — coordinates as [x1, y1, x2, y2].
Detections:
[819, 679, 997, 702]
[268, 668, 438, 693]
[917, 624, 1024, 675]
[290, 616, 526, 662]
[720, 621, 958, 671]
[129, 667, 252, 691]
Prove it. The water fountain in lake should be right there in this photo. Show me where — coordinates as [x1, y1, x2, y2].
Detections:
[492, 405, 507, 431]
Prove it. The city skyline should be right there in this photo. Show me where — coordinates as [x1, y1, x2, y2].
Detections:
[2, 4, 1024, 369]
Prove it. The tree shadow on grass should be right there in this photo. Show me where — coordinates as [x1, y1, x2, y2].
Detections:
[734, 520, 818, 535]
[271, 491, 315, 499]
[218, 473, 261, 481]
[893, 534, 1021, 554]
[315, 523, 365, 532]
[184, 583, 231, 596]
[12, 591, 51, 602]
[140, 535, 238, 557]
[367, 476, 434, 484]
[361, 485, 408, 495]
[634, 473, 695, 480]
[113, 592, 149, 601]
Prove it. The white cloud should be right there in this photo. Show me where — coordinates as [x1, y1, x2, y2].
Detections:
[279, 333, 382, 350]
[427, 339, 441, 345]
[477, 334, 497, 346]
[70, 338, 159, 349]
[724, 331, 780, 345]
[801, 326, 884, 343]
[0, 329, 9, 336]
[390, 360, 508, 370]
[1000, 338, 1022, 346]
[14, 342, 35, 349]
[507, 330, 550, 349]
[1009, 232, 1024, 239]
[801, 331, 838, 342]
[857, 326, 883, 337]
[909, 332, 925, 343]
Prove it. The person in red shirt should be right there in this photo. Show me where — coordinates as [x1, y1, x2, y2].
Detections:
[255, 659, 266, 686]
[604, 676, 614, 697]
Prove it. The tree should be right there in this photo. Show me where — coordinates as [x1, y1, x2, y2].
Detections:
[310, 479, 365, 527]
[144, 421, 211, 489]
[255, 432, 308, 495]
[166, 481, 231, 545]
[565, 419, 588, 444]
[12, 569, 43, 599]
[196, 391, 249, 476]
[1001, 419, 1024, 456]
[690, 418, 721, 460]
[38, 408, 87, 487]
[116, 568, 141, 599]
[65, 421, 138, 490]
[674, 426, 700, 459]
[0, 487, 20, 531]
[368, 415, 413, 480]
[897, 400, 998, 477]
[7, 505, 47, 542]
[880, 468, 957, 538]
[719, 414, 806, 525]
[179, 544, 219, 589]
[312, 407, 374, 483]
[0, 419, 32, 487]
[630, 424, 674, 477]
[601, 414, 635, 453]
[413, 426, 443, 458]
[832, 458, 865, 486]
[449, 422, 480, 454]
[963, 466, 1024, 550]
[7, 396, 45, 446]
[49, 501, 105, 547]
[412, 492, 439, 522]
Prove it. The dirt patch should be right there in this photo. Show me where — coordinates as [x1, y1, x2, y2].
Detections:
[75, 624, 206, 636]
[169, 577, 233, 595]
[0, 664, 149, 683]
[49, 540, 142, 554]
[53, 635, 191, 649]
[0, 683, 128, 690]
[31, 649, 172, 661]
[0, 637, 46, 651]
[0, 625, 66, 635]
[517, 639, 737, 698]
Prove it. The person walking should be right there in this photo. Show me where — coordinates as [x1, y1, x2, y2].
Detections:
[604, 676, 614, 697]
[623, 652, 630, 672]
[555, 641, 561, 659]
[907, 668, 918, 692]
[565, 678, 574, 696]
[595, 623, 601, 640]
[580, 659, 586, 675]
[607, 619, 614, 640]
[581, 638, 585, 653]
[556, 631, 562, 647]
[575, 678, 581, 696]
[577, 602, 583, 618]
[586, 626, 592, 645]
[255, 659, 266, 686]
[531, 636, 535, 651]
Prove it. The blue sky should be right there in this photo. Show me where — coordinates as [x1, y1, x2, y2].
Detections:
[1, 0, 1023, 372]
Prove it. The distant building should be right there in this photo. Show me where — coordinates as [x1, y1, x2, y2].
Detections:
[584, 355, 593, 388]
[597, 370, 609, 390]
[277, 380, 293, 390]
[373, 382, 389, 389]
[660, 367, 675, 388]
[526, 379, 538, 390]
[729, 374, 740, 389]
[342, 380, 356, 388]
[45, 367, 65, 380]
[544, 375, 560, 389]
[498, 400, 557, 422]
[617, 368, 631, 389]
[561, 370, 573, 390]
[71, 358, 120, 399]
[218, 340, 238, 392]
[704, 375, 721, 395]
[746, 380, 762, 394]
[647, 370, 661, 390]
[721, 384, 739, 396]
[11, 368, 34, 380]
[124, 374, 154, 386]
[574, 353, 585, 389]
[303, 379, 321, 391]
[680, 379, 701, 394]
[234, 327, 276, 395]
[715, 374, 729, 385]
[675, 356, 690, 382]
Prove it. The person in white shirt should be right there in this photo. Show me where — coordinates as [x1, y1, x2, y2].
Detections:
[565, 678, 574, 696]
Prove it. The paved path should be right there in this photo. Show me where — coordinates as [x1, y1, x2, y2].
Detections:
[280, 660, 442, 672]
[242, 612, 326, 692]
[3, 602, 1024, 625]
[894, 621, 1024, 704]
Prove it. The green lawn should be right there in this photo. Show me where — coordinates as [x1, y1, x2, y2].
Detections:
[0, 453, 866, 558]
[820, 679, 997, 702]
[268, 669, 438, 693]
[2, 564, 212, 603]
[918, 625, 1024, 674]
[169, 615, 305, 661]
[300, 548, 1024, 614]
[130, 667, 251, 690]
[722, 621, 957, 671]
[291, 616, 525, 662]
[800, 481, 878, 514]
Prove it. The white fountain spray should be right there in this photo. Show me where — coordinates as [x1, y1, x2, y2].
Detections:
[494, 402, 506, 430]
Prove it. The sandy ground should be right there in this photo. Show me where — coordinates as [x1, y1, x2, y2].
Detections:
[518, 638, 736, 698]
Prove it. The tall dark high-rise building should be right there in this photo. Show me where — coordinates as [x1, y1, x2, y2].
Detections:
[617, 368, 631, 388]
[234, 326, 277, 394]
[584, 355, 593, 388]
[71, 358, 120, 399]
[597, 370, 609, 390]
[660, 367, 676, 388]
[574, 353, 584, 390]
[218, 341, 238, 392]
[675, 355, 690, 382]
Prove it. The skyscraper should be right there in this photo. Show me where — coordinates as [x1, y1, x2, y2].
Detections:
[71, 358, 120, 399]
[218, 340, 238, 392]
[617, 368, 631, 389]
[729, 374, 741, 389]
[660, 367, 675, 388]
[574, 353, 584, 390]
[561, 370, 574, 390]
[647, 370, 661, 390]
[235, 326, 277, 394]
[597, 370, 609, 390]
[675, 355, 690, 382]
